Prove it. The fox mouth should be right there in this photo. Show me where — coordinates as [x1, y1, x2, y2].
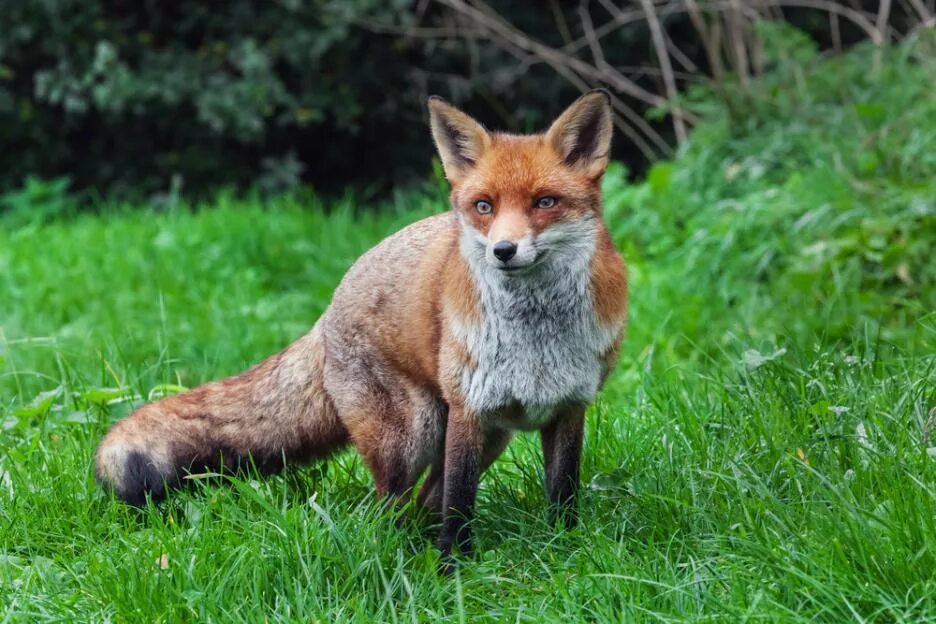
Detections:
[496, 251, 548, 274]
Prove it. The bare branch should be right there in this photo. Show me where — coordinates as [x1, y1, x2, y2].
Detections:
[549, 0, 575, 45]
[665, 36, 700, 74]
[728, 0, 750, 88]
[578, 0, 608, 70]
[534, 50, 663, 160]
[873, 0, 893, 70]
[685, 0, 725, 82]
[639, 0, 687, 144]
[829, 10, 842, 53]
[876, 0, 894, 40]
[435, 0, 668, 106]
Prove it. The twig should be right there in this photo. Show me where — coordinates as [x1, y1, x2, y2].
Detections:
[765, 0, 881, 43]
[829, 10, 842, 53]
[578, 0, 608, 71]
[875, 0, 894, 40]
[549, 0, 575, 45]
[728, 0, 750, 88]
[432, 0, 682, 157]
[437, 0, 667, 107]
[639, 0, 687, 144]
[665, 36, 700, 73]
[685, 0, 725, 83]
[873, 0, 893, 71]
[534, 52, 663, 160]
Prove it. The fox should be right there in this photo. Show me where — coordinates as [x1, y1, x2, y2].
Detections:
[95, 89, 628, 562]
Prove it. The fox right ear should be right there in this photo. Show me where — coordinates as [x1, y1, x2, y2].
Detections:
[546, 89, 613, 179]
[428, 96, 490, 184]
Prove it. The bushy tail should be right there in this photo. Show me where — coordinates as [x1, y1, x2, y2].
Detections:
[95, 320, 347, 505]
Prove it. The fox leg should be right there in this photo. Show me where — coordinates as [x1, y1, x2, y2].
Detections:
[417, 426, 512, 515]
[540, 404, 586, 529]
[436, 405, 517, 562]
[354, 419, 429, 507]
[437, 403, 481, 560]
[416, 464, 444, 513]
[325, 359, 446, 507]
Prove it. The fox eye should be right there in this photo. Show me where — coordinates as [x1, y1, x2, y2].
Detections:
[475, 200, 493, 215]
[535, 196, 558, 209]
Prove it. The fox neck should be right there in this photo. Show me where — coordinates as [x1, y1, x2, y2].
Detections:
[453, 214, 614, 423]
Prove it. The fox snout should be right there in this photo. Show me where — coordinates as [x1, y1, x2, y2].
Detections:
[492, 240, 517, 262]
[485, 234, 538, 271]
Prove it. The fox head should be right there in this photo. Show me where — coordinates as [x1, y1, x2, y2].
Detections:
[428, 90, 613, 276]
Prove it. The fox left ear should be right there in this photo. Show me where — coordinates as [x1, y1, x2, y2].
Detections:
[546, 89, 613, 179]
[428, 96, 491, 184]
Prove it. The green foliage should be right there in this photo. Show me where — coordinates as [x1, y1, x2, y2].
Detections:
[1, 41, 935, 621]
[0, 0, 422, 197]
[627, 38, 936, 356]
[0, 0, 668, 200]
[0, 176, 76, 225]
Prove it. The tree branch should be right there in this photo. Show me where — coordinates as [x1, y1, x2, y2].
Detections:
[639, 0, 687, 144]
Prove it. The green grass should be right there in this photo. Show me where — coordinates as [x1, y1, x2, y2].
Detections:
[2, 41, 935, 622]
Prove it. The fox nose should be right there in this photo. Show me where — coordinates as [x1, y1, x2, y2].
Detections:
[492, 240, 518, 262]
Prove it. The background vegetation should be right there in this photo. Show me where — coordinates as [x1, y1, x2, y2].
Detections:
[1, 0, 931, 199]
[2, 32, 935, 620]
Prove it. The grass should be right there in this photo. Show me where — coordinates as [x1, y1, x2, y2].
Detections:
[2, 40, 935, 622]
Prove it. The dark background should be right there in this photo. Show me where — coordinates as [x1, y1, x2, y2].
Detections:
[0, 1, 921, 200]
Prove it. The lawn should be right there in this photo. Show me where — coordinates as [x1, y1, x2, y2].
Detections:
[1, 42, 935, 621]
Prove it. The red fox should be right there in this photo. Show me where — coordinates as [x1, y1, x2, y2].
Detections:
[95, 90, 628, 561]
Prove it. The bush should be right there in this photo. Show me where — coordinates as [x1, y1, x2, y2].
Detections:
[0, 0, 426, 198]
[606, 36, 936, 356]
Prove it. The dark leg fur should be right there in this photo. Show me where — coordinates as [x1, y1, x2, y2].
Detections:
[438, 405, 484, 563]
[541, 405, 586, 529]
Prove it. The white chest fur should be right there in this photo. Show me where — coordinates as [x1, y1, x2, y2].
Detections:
[453, 218, 618, 430]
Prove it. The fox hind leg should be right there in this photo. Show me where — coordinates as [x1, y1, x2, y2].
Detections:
[326, 366, 446, 508]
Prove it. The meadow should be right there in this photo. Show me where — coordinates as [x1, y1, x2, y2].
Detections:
[1, 41, 935, 621]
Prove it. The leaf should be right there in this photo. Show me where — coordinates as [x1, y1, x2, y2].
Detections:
[14, 386, 62, 418]
[147, 384, 188, 401]
[647, 163, 673, 194]
[854, 101, 885, 122]
[62, 410, 92, 424]
[79, 387, 132, 405]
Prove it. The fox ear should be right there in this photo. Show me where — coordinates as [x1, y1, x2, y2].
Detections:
[428, 96, 491, 184]
[546, 89, 613, 178]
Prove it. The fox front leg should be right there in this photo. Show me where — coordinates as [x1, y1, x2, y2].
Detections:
[541, 405, 586, 529]
[438, 403, 483, 568]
